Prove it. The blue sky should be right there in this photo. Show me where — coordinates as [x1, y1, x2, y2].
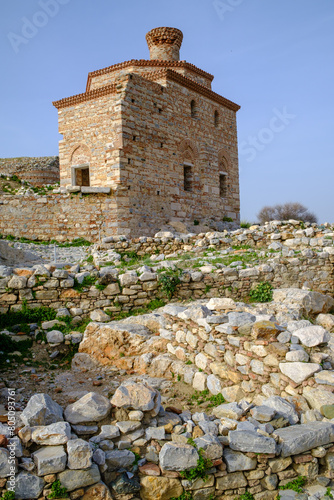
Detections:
[1, 0, 333, 223]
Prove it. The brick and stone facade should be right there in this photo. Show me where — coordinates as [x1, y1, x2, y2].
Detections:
[53, 27, 241, 236]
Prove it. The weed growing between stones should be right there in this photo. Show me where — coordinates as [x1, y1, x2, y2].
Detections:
[73, 275, 97, 292]
[235, 493, 255, 500]
[48, 479, 68, 499]
[179, 439, 213, 481]
[188, 390, 225, 407]
[326, 487, 334, 499]
[278, 475, 306, 493]
[249, 281, 273, 303]
[0, 300, 56, 329]
[105, 299, 166, 321]
[158, 269, 182, 299]
[1, 491, 15, 500]
[240, 221, 251, 228]
[171, 492, 194, 500]
[0, 234, 92, 247]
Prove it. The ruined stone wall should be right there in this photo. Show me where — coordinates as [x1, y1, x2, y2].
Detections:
[0, 193, 119, 242]
[0, 157, 59, 186]
[1, 253, 333, 315]
[119, 73, 239, 236]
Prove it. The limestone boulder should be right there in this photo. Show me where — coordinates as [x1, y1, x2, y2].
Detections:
[79, 321, 153, 365]
[194, 434, 223, 459]
[292, 325, 330, 347]
[31, 421, 71, 445]
[105, 449, 135, 470]
[229, 430, 277, 454]
[81, 481, 113, 500]
[140, 476, 183, 500]
[64, 392, 111, 424]
[303, 386, 334, 411]
[263, 396, 299, 424]
[67, 438, 93, 469]
[316, 313, 334, 331]
[111, 380, 161, 414]
[206, 298, 236, 311]
[21, 393, 63, 426]
[223, 448, 257, 472]
[279, 362, 321, 384]
[274, 422, 334, 457]
[159, 443, 199, 471]
[89, 309, 110, 322]
[33, 446, 67, 475]
[58, 464, 101, 491]
[13, 472, 45, 499]
[272, 288, 334, 315]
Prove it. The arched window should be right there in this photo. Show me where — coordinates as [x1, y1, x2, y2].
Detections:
[190, 100, 197, 118]
[184, 163, 193, 191]
[214, 110, 219, 127]
[219, 155, 229, 198]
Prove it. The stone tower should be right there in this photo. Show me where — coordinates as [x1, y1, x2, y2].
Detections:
[53, 28, 240, 236]
[146, 27, 183, 61]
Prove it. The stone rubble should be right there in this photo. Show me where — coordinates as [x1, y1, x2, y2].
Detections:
[1, 380, 334, 499]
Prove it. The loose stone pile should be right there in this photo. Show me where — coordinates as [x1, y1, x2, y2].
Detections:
[2, 380, 334, 499]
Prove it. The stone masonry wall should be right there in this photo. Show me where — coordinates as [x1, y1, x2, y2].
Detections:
[1, 252, 333, 316]
[0, 193, 119, 242]
[0, 157, 60, 186]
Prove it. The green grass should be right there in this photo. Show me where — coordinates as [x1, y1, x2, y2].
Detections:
[249, 281, 273, 303]
[188, 390, 225, 407]
[0, 234, 92, 247]
[0, 301, 56, 329]
[179, 440, 213, 481]
[278, 476, 306, 493]
[105, 299, 165, 321]
[73, 275, 97, 292]
[48, 480, 68, 499]
[1, 491, 16, 500]
[235, 493, 255, 500]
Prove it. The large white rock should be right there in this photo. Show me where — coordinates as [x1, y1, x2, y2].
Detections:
[89, 309, 110, 323]
[21, 394, 63, 426]
[31, 422, 71, 445]
[279, 362, 321, 385]
[272, 288, 334, 315]
[46, 330, 64, 344]
[207, 298, 236, 311]
[159, 443, 199, 471]
[64, 392, 111, 424]
[303, 386, 334, 410]
[110, 380, 160, 414]
[207, 374, 222, 395]
[293, 325, 330, 347]
[316, 313, 334, 331]
[33, 446, 67, 475]
[263, 396, 299, 424]
[274, 422, 334, 457]
[67, 438, 93, 469]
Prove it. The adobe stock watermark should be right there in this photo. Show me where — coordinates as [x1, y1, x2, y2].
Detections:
[8, 0, 71, 54]
[240, 107, 296, 163]
[6, 389, 16, 495]
[213, 0, 245, 21]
